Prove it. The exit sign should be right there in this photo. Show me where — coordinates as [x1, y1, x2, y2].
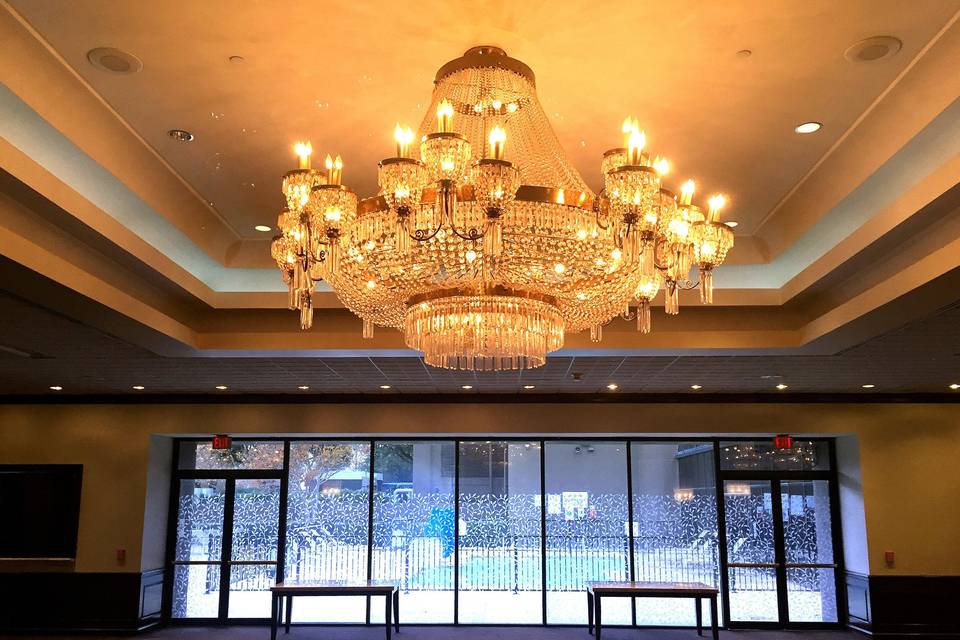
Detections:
[773, 434, 793, 450]
[212, 434, 232, 450]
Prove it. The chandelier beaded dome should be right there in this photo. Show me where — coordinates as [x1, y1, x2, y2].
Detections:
[270, 46, 735, 371]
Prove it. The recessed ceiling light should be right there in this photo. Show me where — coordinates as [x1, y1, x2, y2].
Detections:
[298, 385, 310, 390]
[950, 383, 960, 390]
[844, 36, 902, 63]
[49, 385, 63, 391]
[776, 383, 788, 390]
[215, 385, 228, 390]
[736, 49, 752, 58]
[691, 384, 702, 390]
[523, 384, 536, 389]
[168, 129, 195, 142]
[794, 122, 822, 134]
[132, 385, 145, 390]
[725, 221, 738, 228]
[86, 47, 142, 74]
[379, 385, 391, 389]
[861, 384, 875, 389]
[461, 385, 473, 390]
[254, 225, 272, 232]
[228, 55, 246, 64]
[606, 383, 619, 391]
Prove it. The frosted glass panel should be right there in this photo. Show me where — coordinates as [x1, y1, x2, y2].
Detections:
[459, 441, 543, 623]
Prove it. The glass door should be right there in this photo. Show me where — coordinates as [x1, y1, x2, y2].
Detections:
[171, 476, 281, 620]
[722, 479, 838, 626]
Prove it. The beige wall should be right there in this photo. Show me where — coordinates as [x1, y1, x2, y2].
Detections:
[0, 402, 958, 576]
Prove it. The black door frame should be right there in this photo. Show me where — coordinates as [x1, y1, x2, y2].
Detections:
[717, 440, 845, 630]
[163, 440, 288, 624]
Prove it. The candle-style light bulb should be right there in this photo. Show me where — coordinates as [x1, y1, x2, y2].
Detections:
[627, 127, 646, 165]
[294, 141, 312, 170]
[653, 156, 670, 177]
[394, 124, 414, 158]
[488, 126, 507, 160]
[333, 155, 343, 185]
[437, 99, 454, 133]
[325, 154, 334, 184]
[707, 193, 726, 222]
[680, 179, 695, 206]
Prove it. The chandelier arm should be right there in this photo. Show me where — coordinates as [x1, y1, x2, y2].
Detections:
[408, 221, 445, 242]
[446, 221, 487, 242]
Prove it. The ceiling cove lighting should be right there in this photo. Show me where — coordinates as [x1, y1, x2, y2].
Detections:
[794, 122, 822, 134]
[255, 225, 272, 232]
[269, 46, 735, 370]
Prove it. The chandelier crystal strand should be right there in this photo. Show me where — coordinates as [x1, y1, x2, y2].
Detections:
[271, 47, 734, 369]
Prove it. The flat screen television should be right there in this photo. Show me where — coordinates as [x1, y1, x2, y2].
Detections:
[0, 465, 82, 559]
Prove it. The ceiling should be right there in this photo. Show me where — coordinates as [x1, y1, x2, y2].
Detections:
[1, 1, 959, 397]
[6, 0, 957, 237]
[1, 288, 958, 396]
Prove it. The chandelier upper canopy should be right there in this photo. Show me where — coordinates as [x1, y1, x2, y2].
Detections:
[271, 46, 735, 371]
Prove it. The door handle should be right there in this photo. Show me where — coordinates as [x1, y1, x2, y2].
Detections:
[727, 562, 779, 568]
[783, 563, 837, 569]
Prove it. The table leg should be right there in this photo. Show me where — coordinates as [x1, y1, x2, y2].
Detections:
[586, 591, 594, 635]
[270, 593, 278, 640]
[285, 595, 292, 634]
[710, 595, 719, 640]
[695, 597, 702, 637]
[393, 589, 400, 632]
[385, 593, 393, 640]
[595, 594, 602, 640]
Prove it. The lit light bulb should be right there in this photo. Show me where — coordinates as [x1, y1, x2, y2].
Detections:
[576, 229, 588, 240]
[394, 123, 414, 157]
[653, 156, 670, 177]
[611, 248, 622, 261]
[294, 141, 312, 169]
[437, 99, 454, 132]
[554, 263, 566, 274]
[707, 193, 726, 222]
[507, 102, 518, 113]
[627, 128, 646, 165]
[465, 249, 477, 263]
[488, 126, 507, 160]
[366, 279, 376, 289]
[680, 179, 695, 206]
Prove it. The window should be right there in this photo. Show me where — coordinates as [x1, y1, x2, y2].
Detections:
[371, 441, 455, 623]
[178, 441, 283, 470]
[632, 442, 720, 625]
[544, 441, 630, 624]
[458, 441, 542, 623]
[285, 441, 370, 622]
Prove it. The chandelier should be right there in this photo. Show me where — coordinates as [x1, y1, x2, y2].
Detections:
[270, 46, 734, 371]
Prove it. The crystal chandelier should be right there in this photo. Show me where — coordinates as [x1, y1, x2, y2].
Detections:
[270, 46, 735, 370]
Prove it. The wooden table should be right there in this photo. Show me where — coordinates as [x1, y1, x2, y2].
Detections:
[587, 581, 719, 640]
[270, 581, 399, 640]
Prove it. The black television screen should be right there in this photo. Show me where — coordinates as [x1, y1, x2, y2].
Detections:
[0, 465, 82, 559]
